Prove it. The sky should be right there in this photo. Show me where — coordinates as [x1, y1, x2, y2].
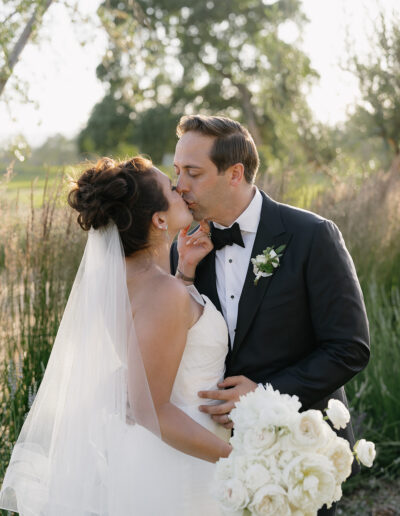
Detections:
[0, 0, 398, 148]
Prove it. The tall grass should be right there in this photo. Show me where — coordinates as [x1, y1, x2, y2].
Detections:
[347, 283, 400, 477]
[0, 172, 85, 512]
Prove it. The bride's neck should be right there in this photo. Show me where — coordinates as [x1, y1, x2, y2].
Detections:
[125, 238, 172, 277]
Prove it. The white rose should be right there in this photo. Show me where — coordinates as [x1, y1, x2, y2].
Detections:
[325, 437, 354, 483]
[229, 432, 245, 454]
[243, 423, 277, 454]
[354, 439, 376, 468]
[244, 463, 272, 493]
[277, 449, 297, 470]
[325, 399, 350, 430]
[215, 457, 234, 483]
[255, 254, 268, 265]
[283, 453, 336, 513]
[289, 410, 329, 449]
[333, 483, 343, 503]
[216, 478, 250, 512]
[249, 484, 291, 516]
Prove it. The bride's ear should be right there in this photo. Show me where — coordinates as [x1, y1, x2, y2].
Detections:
[151, 212, 168, 231]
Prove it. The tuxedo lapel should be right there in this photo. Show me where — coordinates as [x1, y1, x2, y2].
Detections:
[194, 249, 222, 312]
[230, 192, 292, 360]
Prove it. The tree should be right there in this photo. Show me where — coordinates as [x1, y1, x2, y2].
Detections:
[346, 12, 400, 170]
[0, 0, 55, 97]
[81, 0, 321, 165]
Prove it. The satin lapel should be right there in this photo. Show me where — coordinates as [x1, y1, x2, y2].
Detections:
[230, 193, 292, 360]
[194, 249, 222, 312]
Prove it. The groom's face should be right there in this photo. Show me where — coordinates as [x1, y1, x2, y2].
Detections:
[174, 132, 229, 222]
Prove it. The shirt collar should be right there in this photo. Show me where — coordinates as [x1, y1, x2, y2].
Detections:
[213, 187, 262, 233]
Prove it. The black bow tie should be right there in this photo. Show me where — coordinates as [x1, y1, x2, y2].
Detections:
[210, 222, 245, 251]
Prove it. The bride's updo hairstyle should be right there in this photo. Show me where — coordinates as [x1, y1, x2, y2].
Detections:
[68, 156, 169, 256]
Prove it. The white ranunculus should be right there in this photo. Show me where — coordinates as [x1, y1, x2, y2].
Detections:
[325, 437, 354, 483]
[325, 399, 350, 430]
[216, 478, 250, 512]
[354, 439, 376, 468]
[243, 423, 277, 454]
[283, 453, 336, 513]
[289, 410, 329, 449]
[249, 484, 291, 516]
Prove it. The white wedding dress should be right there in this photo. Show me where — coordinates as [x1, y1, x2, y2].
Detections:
[0, 225, 231, 516]
[106, 289, 231, 516]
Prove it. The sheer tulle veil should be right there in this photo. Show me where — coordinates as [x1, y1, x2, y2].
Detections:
[0, 223, 160, 515]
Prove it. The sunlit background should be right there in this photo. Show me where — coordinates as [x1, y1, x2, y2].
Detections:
[1, 0, 398, 145]
[1, 1, 400, 514]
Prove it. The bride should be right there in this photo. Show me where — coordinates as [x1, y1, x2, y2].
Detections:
[0, 156, 232, 515]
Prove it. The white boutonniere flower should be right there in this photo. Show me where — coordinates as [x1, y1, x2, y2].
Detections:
[251, 245, 286, 285]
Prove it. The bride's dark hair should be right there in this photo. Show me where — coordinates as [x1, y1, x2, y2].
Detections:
[68, 156, 169, 256]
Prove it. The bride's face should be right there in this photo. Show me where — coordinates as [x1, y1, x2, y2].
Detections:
[154, 168, 193, 231]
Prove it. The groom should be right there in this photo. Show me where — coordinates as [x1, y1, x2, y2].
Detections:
[170, 115, 370, 515]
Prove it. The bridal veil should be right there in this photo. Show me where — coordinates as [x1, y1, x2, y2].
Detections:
[0, 223, 161, 515]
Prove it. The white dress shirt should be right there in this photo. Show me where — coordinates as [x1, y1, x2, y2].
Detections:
[213, 187, 263, 347]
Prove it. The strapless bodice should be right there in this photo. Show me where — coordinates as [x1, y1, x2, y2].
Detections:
[170, 294, 229, 409]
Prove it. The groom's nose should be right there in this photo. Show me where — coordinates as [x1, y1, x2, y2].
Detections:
[176, 175, 189, 194]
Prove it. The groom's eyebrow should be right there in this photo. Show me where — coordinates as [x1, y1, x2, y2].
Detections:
[174, 164, 202, 170]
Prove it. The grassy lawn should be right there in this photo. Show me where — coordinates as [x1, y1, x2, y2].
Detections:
[1, 164, 75, 206]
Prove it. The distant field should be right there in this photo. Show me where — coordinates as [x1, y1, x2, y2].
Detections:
[1, 161, 175, 207]
[2, 163, 79, 207]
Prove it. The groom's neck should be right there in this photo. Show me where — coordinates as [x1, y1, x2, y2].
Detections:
[210, 185, 256, 227]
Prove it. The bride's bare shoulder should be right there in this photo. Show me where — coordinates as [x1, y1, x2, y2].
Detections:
[134, 273, 191, 326]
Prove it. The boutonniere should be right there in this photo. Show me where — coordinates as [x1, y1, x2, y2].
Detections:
[251, 245, 286, 285]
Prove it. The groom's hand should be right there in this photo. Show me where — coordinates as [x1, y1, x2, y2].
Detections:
[198, 376, 257, 429]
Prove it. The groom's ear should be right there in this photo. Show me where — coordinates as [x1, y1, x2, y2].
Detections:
[228, 163, 245, 187]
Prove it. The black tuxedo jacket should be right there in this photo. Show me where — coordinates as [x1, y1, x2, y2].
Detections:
[170, 191, 370, 456]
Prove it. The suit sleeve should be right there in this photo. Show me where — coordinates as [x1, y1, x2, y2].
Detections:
[265, 219, 370, 409]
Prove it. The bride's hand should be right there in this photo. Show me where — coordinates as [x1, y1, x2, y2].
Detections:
[177, 221, 213, 276]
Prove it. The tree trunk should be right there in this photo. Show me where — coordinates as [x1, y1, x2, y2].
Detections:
[0, 0, 54, 97]
[236, 83, 263, 146]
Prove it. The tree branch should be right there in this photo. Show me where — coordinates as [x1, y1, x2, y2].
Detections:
[0, 0, 54, 97]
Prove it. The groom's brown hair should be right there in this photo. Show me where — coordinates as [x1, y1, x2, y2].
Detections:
[176, 115, 260, 184]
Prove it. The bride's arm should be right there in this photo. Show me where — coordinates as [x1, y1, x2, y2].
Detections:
[129, 276, 231, 463]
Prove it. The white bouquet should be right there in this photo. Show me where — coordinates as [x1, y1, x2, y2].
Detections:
[214, 384, 375, 516]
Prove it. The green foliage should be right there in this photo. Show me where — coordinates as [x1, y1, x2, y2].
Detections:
[80, 0, 324, 165]
[346, 12, 400, 162]
[79, 98, 178, 163]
